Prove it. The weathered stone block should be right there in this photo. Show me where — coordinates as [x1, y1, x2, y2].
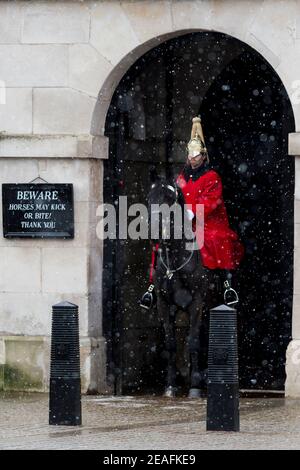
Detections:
[0, 135, 105, 160]
[0, 334, 108, 393]
[0, 365, 3, 391]
[89, 159, 103, 203]
[22, 2, 90, 44]
[0, 292, 89, 337]
[285, 339, 300, 397]
[69, 44, 112, 98]
[0, 338, 4, 364]
[122, 0, 173, 42]
[0, 88, 33, 134]
[248, 0, 297, 59]
[33, 88, 96, 135]
[0, 136, 78, 159]
[203, 0, 257, 40]
[295, 157, 300, 201]
[0, 338, 4, 391]
[276, 45, 300, 130]
[295, 223, 300, 248]
[90, 1, 139, 65]
[88, 244, 103, 336]
[0, 157, 37, 183]
[294, 248, 300, 295]
[91, 136, 109, 160]
[81, 336, 111, 394]
[295, 200, 300, 224]
[77, 135, 108, 160]
[292, 294, 300, 339]
[4, 336, 46, 392]
[0, 247, 41, 293]
[0, 293, 50, 336]
[172, 0, 213, 30]
[0, 45, 68, 87]
[41, 247, 88, 294]
[289, 134, 300, 156]
[296, 17, 300, 39]
[30, 158, 91, 202]
[0, 2, 21, 44]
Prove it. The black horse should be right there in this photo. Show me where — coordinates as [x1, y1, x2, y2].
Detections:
[147, 171, 209, 398]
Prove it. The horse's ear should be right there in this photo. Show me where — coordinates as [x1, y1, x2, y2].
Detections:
[149, 165, 160, 184]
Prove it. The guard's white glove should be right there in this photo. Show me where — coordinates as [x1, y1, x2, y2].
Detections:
[186, 209, 195, 221]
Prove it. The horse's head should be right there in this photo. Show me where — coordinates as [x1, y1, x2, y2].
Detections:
[148, 171, 179, 207]
[147, 167, 186, 244]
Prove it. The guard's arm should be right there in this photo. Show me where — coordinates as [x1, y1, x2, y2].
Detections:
[196, 172, 223, 218]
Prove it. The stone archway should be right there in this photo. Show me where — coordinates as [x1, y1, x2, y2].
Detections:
[84, 3, 300, 397]
[98, 29, 296, 394]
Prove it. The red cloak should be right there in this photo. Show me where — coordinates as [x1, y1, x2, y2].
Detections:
[176, 169, 244, 270]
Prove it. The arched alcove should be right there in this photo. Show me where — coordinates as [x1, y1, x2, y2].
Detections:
[102, 31, 295, 395]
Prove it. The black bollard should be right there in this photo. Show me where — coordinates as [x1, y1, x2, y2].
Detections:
[49, 301, 81, 425]
[206, 304, 239, 432]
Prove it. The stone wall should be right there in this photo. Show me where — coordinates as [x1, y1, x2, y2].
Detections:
[0, 0, 299, 395]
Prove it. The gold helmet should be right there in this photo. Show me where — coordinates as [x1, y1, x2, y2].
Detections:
[187, 116, 209, 162]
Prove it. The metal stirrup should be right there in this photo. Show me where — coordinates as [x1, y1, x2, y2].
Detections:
[223, 280, 239, 305]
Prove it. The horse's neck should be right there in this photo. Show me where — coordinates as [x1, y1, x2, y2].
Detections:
[160, 238, 189, 263]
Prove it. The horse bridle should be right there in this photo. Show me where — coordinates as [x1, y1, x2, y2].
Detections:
[155, 182, 195, 279]
[158, 246, 194, 280]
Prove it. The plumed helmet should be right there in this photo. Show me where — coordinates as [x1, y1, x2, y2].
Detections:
[187, 116, 209, 162]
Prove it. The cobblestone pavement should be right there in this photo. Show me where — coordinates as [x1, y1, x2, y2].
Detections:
[0, 393, 300, 449]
